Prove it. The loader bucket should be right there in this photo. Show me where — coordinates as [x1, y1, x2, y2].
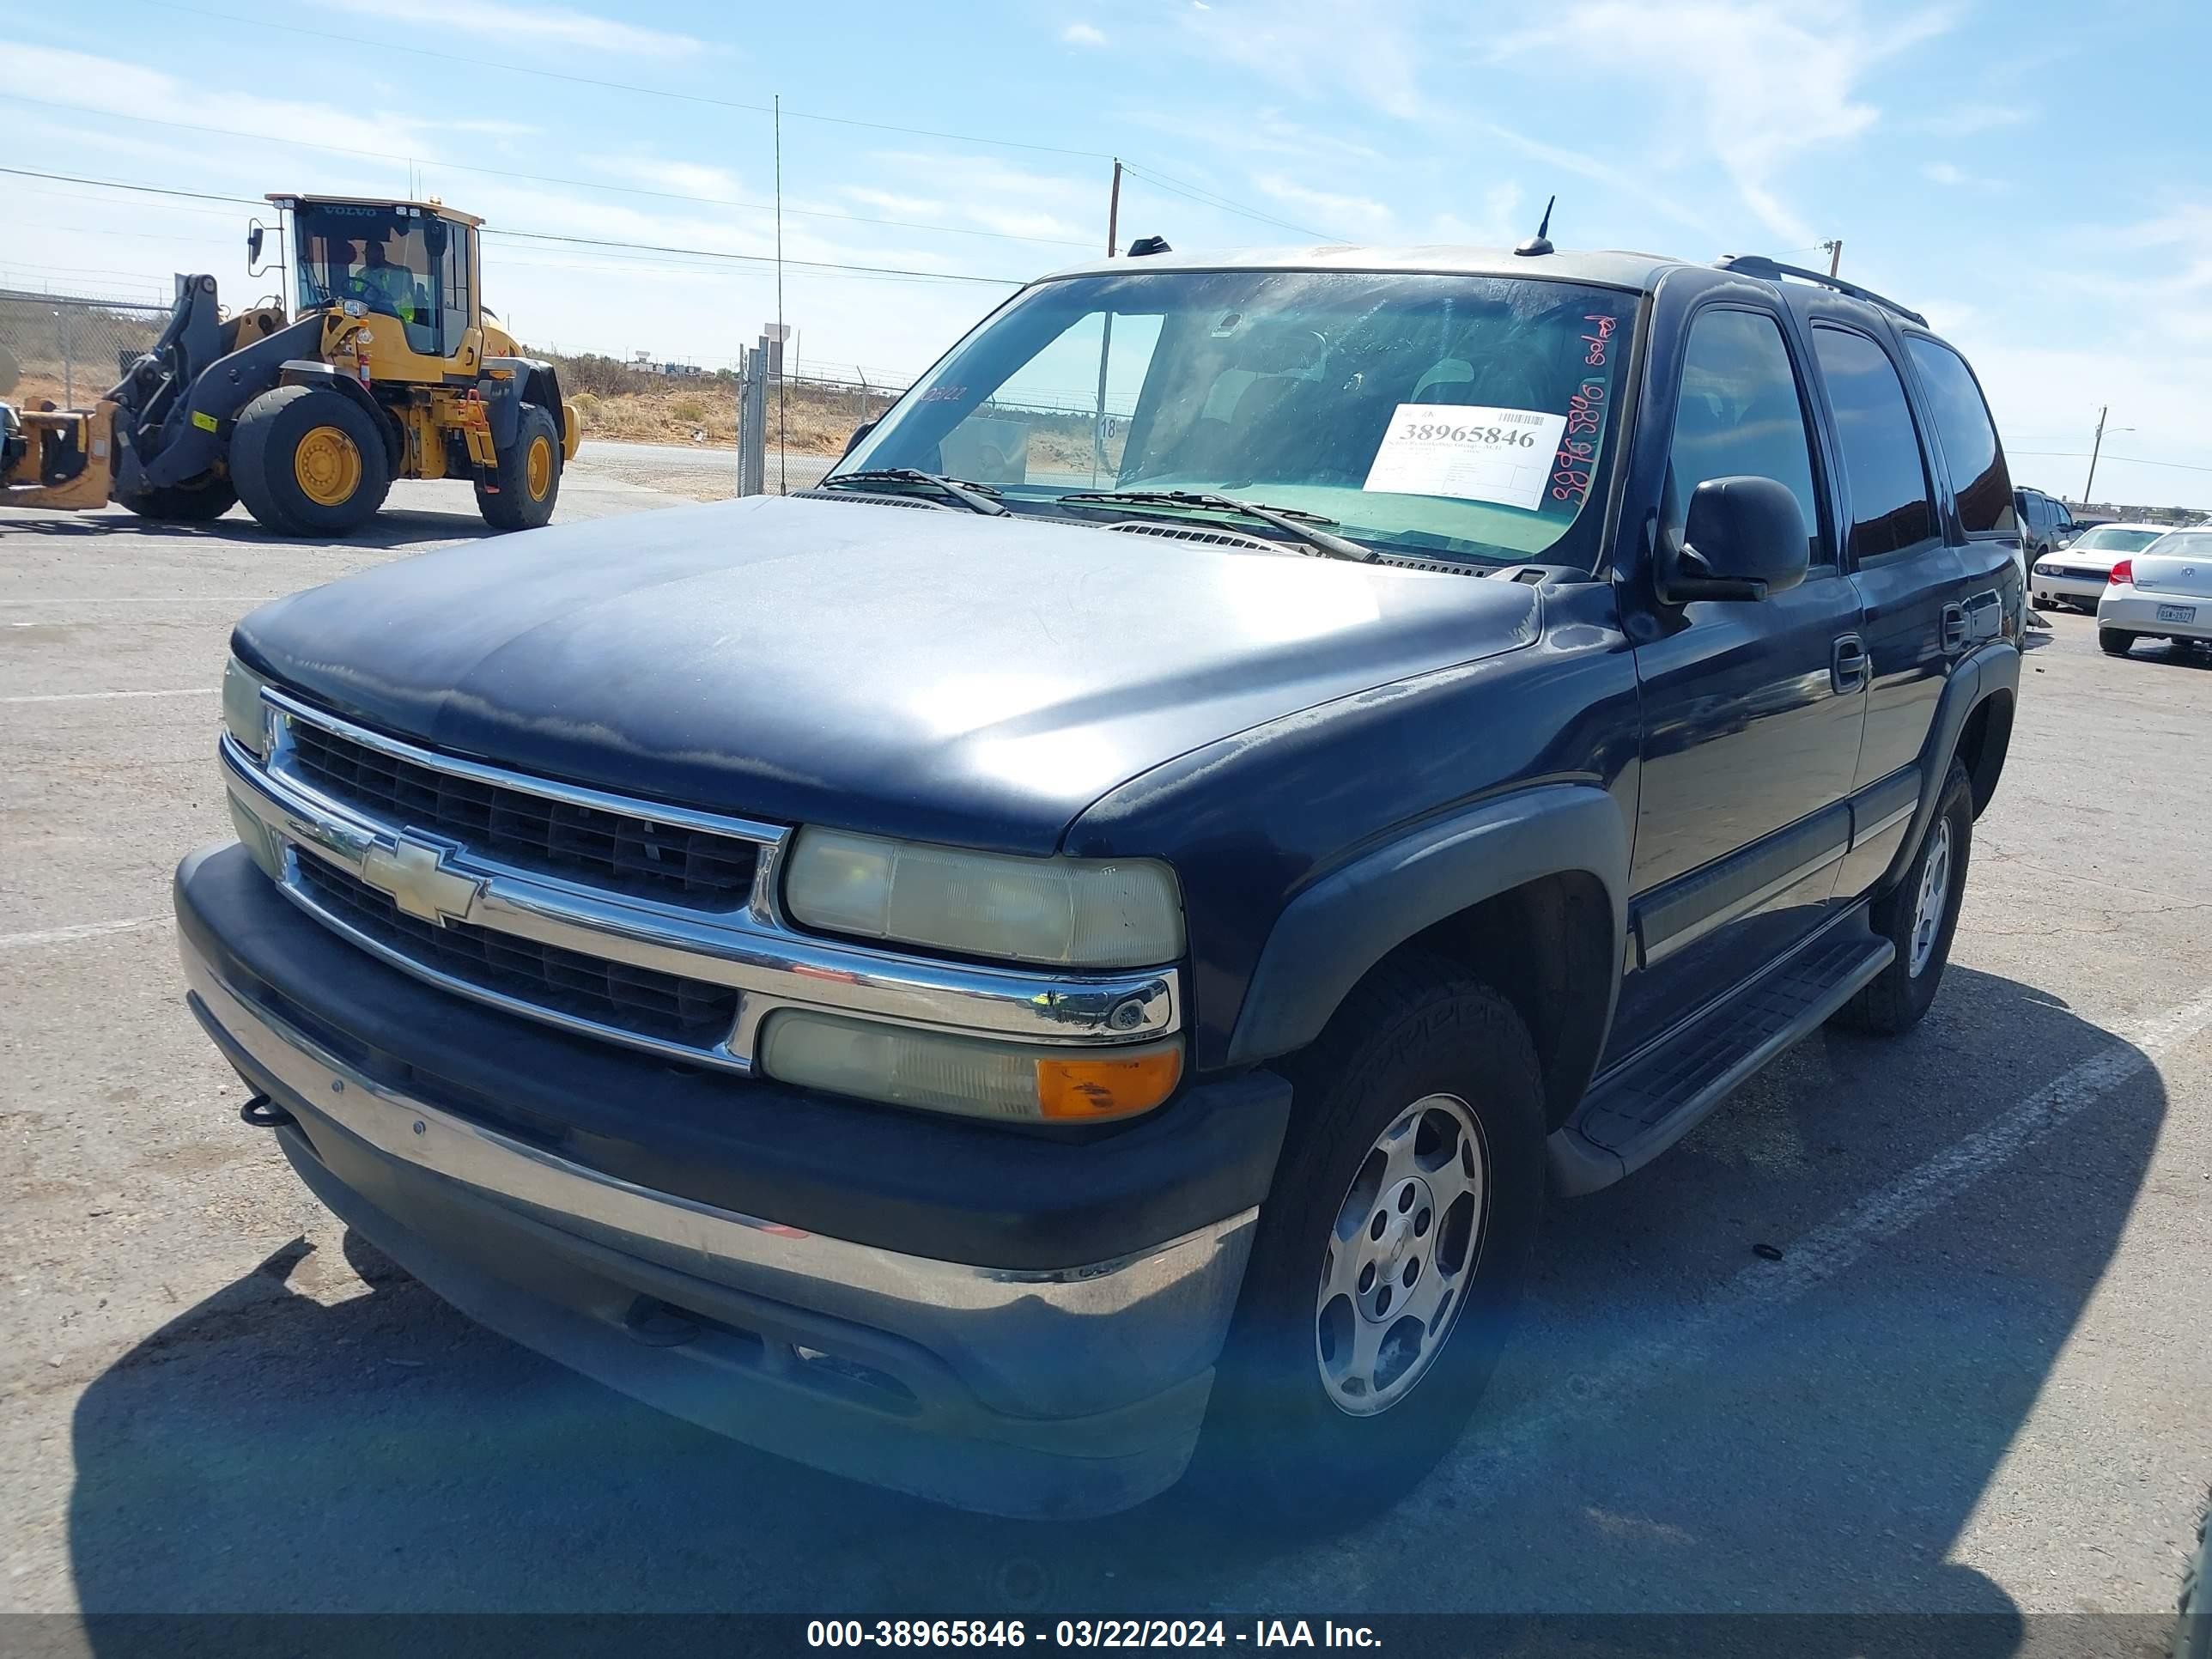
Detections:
[0, 401, 118, 512]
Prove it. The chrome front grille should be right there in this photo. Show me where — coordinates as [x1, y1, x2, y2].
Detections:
[287, 719, 759, 909]
[223, 688, 1182, 1074]
[295, 854, 741, 1048]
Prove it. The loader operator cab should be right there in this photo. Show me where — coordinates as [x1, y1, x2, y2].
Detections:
[283, 198, 478, 362]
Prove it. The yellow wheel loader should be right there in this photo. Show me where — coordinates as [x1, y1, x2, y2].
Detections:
[0, 195, 580, 535]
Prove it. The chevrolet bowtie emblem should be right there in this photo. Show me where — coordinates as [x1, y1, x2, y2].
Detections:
[359, 834, 484, 926]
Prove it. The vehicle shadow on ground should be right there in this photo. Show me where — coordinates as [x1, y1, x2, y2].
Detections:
[0, 508, 501, 551]
[65, 967, 2160, 1646]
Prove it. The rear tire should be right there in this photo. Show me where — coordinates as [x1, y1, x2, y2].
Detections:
[232, 385, 392, 536]
[117, 474, 235, 523]
[1188, 950, 1546, 1529]
[475, 403, 561, 530]
[1833, 760, 1972, 1036]
[2100, 628, 2136, 656]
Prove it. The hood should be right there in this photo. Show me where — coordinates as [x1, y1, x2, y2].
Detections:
[234, 495, 1540, 854]
[2042, 548, 2116, 571]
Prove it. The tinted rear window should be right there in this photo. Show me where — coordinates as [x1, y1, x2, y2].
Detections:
[1907, 337, 2016, 536]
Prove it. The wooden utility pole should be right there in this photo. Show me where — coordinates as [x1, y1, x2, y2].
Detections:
[2084, 406, 2109, 503]
[1824, 239, 1843, 276]
[1107, 159, 1122, 258]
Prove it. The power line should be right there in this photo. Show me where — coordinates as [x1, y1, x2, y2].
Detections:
[1118, 162, 1345, 242]
[1, 167, 1025, 287]
[2011, 449, 2212, 476]
[490, 229, 1014, 286]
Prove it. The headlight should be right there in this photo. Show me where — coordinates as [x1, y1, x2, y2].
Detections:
[761, 1010, 1182, 1123]
[782, 829, 1183, 969]
[222, 655, 275, 758]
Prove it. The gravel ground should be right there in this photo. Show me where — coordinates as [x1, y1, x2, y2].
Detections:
[568, 438, 833, 501]
[0, 477, 2208, 1645]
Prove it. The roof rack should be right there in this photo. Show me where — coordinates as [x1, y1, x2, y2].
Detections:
[1712, 254, 1929, 327]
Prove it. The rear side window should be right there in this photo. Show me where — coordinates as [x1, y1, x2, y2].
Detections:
[1663, 307, 1824, 563]
[1908, 337, 2016, 536]
[1811, 325, 1938, 562]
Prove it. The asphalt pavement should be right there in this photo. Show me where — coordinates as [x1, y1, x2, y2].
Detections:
[1, 473, 2207, 1647]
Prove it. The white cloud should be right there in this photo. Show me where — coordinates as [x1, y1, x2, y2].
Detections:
[1922, 160, 2009, 191]
[1907, 101, 2028, 136]
[1255, 173, 1392, 235]
[325, 0, 708, 56]
[842, 186, 948, 217]
[872, 152, 1095, 246]
[1175, 0, 1430, 121]
[1492, 0, 1954, 243]
[587, 156, 749, 201]
[1061, 21, 1108, 46]
[0, 45, 441, 161]
[1425, 185, 1525, 248]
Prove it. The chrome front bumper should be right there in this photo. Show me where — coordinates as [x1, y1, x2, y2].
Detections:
[182, 933, 1257, 1517]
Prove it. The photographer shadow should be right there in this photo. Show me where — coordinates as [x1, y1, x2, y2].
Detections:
[65, 966, 2160, 1648]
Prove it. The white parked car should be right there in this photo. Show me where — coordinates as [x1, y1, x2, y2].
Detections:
[2033, 522, 2166, 611]
[2098, 529, 2212, 656]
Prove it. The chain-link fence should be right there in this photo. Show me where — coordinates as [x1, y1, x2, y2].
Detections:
[0, 290, 172, 408]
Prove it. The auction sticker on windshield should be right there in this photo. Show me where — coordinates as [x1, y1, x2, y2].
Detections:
[1363, 404, 1567, 512]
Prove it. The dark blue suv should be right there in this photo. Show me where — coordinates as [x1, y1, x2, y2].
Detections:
[178, 244, 2021, 1522]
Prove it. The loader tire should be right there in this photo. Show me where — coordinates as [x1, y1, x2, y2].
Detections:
[475, 403, 561, 531]
[118, 474, 236, 523]
[233, 386, 391, 537]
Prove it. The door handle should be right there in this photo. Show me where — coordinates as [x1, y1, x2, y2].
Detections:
[1832, 633, 1869, 695]
[1941, 603, 1968, 653]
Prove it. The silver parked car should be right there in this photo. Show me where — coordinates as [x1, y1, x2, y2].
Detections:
[2098, 528, 2212, 656]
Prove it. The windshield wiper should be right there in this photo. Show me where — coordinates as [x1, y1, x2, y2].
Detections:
[1054, 489, 1373, 562]
[817, 468, 1007, 516]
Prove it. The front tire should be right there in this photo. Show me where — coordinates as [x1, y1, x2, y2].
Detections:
[1191, 951, 1547, 1526]
[2100, 628, 2136, 656]
[231, 385, 392, 536]
[476, 403, 561, 530]
[1834, 759, 1972, 1036]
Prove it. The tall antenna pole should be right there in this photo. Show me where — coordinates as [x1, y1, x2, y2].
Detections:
[2084, 405, 2108, 502]
[1107, 158, 1122, 258]
[775, 93, 786, 496]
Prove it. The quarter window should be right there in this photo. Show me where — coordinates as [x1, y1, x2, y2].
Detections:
[1663, 308, 1824, 563]
[1812, 325, 1938, 562]
[1908, 337, 2016, 537]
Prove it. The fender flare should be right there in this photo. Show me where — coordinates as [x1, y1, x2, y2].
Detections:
[479, 358, 568, 453]
[1881, 638, 2020, 891]
[1223, 782, 1632, 1068]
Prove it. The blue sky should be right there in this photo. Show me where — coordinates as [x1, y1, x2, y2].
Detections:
[5, 0, 2208, 507]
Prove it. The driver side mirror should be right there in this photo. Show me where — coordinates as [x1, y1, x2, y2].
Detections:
[246, 225, 264, 265]
[1657, 476, 1810, 604]
[837, 418, 878, 462]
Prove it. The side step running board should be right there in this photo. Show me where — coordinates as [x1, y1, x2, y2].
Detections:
[1548, 916, 1894, 1195]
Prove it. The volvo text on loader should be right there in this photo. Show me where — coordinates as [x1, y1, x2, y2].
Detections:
[0, 195, 580, 535]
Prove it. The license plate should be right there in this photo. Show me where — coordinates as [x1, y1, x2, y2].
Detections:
[2156, 604, 2197, 623]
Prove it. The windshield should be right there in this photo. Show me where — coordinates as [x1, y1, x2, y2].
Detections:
[2075, 526, 2161, 552]
[292, 204, 454, 356]
[840, 270, 1642, 567]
